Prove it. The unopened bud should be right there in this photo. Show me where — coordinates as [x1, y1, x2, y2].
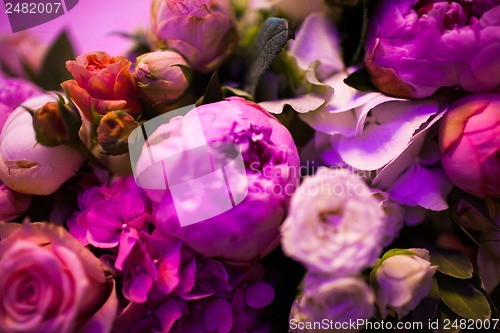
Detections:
[32, 99, 81, 147]
[135, 50, 190, 105]
[97, 111, 138, 155]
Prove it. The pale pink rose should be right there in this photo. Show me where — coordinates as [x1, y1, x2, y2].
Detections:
[0, 222, 117, 333]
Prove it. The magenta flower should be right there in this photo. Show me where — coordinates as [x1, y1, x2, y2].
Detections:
[86, 188, 152, 248]
[67, 177, 135, 245]
[365, 0, 500, 98]
[142, 97, 300, 262]
[115, 230, 184, 303]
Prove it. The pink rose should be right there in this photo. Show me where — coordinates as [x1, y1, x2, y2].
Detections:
[151, 0, 237, 72]
[61, 52, 141, 121]
[439, 93, 500, 198]
[0, 222, 117, 333]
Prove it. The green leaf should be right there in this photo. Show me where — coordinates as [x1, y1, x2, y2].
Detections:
[438, 274, 491, 320]
[245, 17, 294, 95]
[430, 248, 473, 279]
[343, 67, 378, 92]
[199, 72, 223, 105]
[37, 31, 75, 91]
[222, 86, 254, 101]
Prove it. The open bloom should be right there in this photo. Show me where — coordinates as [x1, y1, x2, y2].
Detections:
[365, 0, 500, 98]
[139, 97, 300, 262]
[61, 52, 141, 121]
[0, 222, 117, 333]
[281, 167, 386, 276]
[439, 93, 500, 198]
[0, 95, 85, 195]
[290, 275, 375, 333]
[374, 248, 437, 319]
[151, 0, 237, 72]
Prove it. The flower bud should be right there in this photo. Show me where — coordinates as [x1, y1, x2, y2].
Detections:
[135, 50, 190, 105]
[33, 102, 67, 145]
[372, 248, 437, 319]
[0, 95, 85, 195]
[97, 111, 139, 155]
[439, 93, 500, 198]
[151, 0, 237, 72]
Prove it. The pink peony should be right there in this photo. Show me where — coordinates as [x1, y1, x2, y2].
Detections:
[141, 97, 300, 262]
[61, 52, 141, 121]
[365, 0, 500, 98]
[439, 93, 500, 198]
[0, 222, 117, 333]
[151, 0, 237, 72]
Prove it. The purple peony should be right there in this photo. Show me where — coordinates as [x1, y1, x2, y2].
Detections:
[150, 0, 237, 72]
[365, 0, 500, 98]
[138, 97, 300, 262]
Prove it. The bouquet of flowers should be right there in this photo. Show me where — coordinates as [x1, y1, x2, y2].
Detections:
[0, 0, 499, 332]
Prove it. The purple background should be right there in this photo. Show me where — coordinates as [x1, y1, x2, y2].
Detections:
[0, 0, 151, 55]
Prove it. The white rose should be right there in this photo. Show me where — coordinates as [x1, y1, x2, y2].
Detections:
[0, 95, 85, 195]
[375, 248, 437, 319]
[290, 275, 375, 333]
[281, 167, 386, 276]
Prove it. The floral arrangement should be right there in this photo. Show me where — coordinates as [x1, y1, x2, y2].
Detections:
[0, 0, 499, 332]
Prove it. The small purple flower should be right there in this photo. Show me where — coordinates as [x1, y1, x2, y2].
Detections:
[86, 188, 152, 248]
[115, 230, 184, 303]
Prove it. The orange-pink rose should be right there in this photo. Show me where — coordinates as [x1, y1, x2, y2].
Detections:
[61, 52, 141, 121]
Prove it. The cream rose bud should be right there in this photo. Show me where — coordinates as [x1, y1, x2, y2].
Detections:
[135, 50, 190, 105]
[374, 248, 437, 319]
[290, 275, 375, 333]
[281, 167, 386, 276]
[0, 95, 85, 195]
